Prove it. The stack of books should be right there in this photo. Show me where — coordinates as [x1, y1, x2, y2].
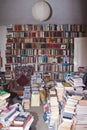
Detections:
[31, 73, 42, 85]
[58, 121, 73, 130]
[68, 75, 85, 87]
[22, 99, 30, 110]
[31, 73, 41, 107]
[0, 103, 34, 130]
[75, 100, 87, 130]
[22, 86, 31, 110]
[0, 90, 10, 112]
[31, 73, 41, 94]
[55, 82, 66, 102]
[0, 103, 23, 125]
[10, 111, 34, 130]
[62, 81, 74, 92]
[47, 90, 59, 130]
[59, 95, 83, 130]
[31, 93, 40, 107]
[5, 72, 12, 80]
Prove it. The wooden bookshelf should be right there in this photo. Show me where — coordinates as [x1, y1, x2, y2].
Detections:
[6, 24, 86, 80]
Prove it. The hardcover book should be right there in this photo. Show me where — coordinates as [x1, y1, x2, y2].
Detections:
[13, 112, 30, 125]
[10, 113, 34, 130]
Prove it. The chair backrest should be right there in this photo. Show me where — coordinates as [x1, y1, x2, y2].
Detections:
[14, 65, 34, 87]
[15, 65, 34, 79]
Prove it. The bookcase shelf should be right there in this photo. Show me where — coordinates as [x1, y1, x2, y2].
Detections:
[5, 24, 86, 80]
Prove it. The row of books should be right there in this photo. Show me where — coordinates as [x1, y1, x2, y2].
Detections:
[6, 50, 71, 57]
[7, 24, 86, 32]
[6, 55, 73, 64]
[5, 67, 73, 82]
[6, 48, 70, 56]
[51, 72, 63, 80]
[34, 64, 73, 72]
[6, 43, 72, 51]
[7, 37, 74, 43]
[6, 43, 69, 49]
[7, 31, 85, 38]
[31, 72, 73, 81]
[5, 69, 73, 82]
[6, 43, 73, 50]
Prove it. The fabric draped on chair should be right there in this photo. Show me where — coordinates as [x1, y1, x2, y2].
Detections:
[9, 65, 34, 96]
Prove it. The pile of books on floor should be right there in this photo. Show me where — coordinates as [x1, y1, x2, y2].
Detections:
[5, 71, 12, 80]
[47, 89, 59, 130]
[55, 82, 66, 102]
[62, 81, 74, 92]
[0, 90, 10, 112]
[0, 103, 34, 130]
[10, 111, 34, 130]
[58, 95, 83, 130]
[31, 73, 42, 85]
[75, 100, 87, 130]
[31, 73, 41, 107]
[67, 75, 85, 88]
[22, 86, 31, 110]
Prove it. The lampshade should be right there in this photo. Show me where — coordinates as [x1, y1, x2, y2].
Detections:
[32, 1, 51, 21]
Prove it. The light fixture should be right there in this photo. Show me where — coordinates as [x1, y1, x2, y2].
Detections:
[32, 0, 52, 22]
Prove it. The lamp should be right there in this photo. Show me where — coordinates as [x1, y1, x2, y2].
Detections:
[32, 0, 52, 21]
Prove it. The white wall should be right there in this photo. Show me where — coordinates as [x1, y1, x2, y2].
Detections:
[74, 37, 87, 71]
[0, 26, 7, 71]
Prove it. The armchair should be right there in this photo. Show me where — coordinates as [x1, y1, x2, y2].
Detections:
[8, 65, 34, 96]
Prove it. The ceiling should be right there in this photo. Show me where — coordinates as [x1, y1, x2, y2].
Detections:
[0, 0, 87, 25]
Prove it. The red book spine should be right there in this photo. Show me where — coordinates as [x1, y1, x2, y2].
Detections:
[23, 114, 33, 129]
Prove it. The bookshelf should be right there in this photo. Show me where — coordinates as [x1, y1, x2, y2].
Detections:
[6, 24, 86, 80]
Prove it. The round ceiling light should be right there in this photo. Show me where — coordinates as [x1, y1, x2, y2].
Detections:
[32, 1, 52, 21]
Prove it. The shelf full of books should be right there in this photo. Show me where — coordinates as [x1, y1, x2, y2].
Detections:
[6, 24, 86, 80]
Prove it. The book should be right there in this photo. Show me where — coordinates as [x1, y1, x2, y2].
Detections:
[0, 91, 10, 100]
[79, 100, 87, 106]
[63, 112, 73, 120]
[0, 99, 6, 106]
[75, 124, 87, 130]
[10, 114, 34, 130]
[58, 121, 73, 130]
[13, 112, 30, 125]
